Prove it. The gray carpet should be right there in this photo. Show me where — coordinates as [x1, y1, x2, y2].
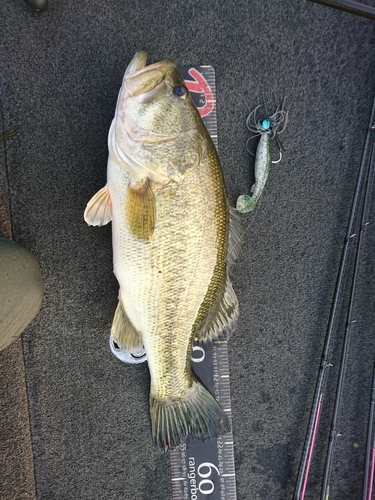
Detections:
[1, 1, 375, 499]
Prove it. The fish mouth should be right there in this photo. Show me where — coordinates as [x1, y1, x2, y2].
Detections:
[124, 51, 177, 98]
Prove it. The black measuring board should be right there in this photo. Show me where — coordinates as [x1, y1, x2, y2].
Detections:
[169, 66, 237, 500]
[169, 341, 236, 500]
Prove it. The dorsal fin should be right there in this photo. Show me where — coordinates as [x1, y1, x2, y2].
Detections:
[227, 206, 244, 267]
[194, 273, 239, 343]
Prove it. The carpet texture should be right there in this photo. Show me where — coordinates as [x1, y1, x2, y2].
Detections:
[1, 1, 375, 499]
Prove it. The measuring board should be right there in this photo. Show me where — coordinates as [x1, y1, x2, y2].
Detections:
[169, 66, 237, 500]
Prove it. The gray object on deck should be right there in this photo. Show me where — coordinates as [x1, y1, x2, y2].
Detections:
[0, 238, 44, 351]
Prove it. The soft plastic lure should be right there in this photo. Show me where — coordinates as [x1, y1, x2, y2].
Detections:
[236, 100, 288, 213]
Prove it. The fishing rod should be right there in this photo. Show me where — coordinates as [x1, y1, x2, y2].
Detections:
[363, 352, 375, 500]
[362, 139, 375, 500]
[308, 0, 375, 20]
[321, 133, 375, 500]
[294, 96, 375, 500]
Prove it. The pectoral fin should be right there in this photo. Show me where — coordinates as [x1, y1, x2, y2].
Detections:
[195, 273, 239, 343]
[111, 299, 143, 352]
[125, 178, 156, 241]
[84, 185, 112, 226]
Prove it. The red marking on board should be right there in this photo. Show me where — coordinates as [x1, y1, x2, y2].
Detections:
[184, 68, 213, 117]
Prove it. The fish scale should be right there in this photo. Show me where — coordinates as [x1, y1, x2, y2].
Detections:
[168, 65, 237, 500]
[144, 164, 220, 401]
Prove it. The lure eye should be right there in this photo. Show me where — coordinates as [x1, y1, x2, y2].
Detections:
[173, 85, 187, 98]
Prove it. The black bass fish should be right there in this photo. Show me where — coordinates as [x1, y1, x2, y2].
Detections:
[84, 51, 242, 450]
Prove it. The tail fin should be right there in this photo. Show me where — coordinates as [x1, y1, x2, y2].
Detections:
[150, 380, 230, 451]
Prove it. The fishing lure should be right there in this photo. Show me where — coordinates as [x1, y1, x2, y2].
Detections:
[236, 100, 288, 213]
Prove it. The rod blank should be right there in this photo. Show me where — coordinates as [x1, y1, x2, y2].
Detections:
[294, 97, 375, 499]
[309, 0, 375, 20]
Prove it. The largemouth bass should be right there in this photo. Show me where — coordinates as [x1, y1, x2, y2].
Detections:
[84, 52, 242, 450]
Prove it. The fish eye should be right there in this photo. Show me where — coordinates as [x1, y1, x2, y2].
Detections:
[173, 85, 187, 98]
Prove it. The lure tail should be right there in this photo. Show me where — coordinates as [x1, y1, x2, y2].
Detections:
[150, 379, 230, 451]
[236, 194, 257, 213]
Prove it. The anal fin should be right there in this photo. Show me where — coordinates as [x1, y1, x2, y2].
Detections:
[111, 299, 143, 352]
[84, 185, 112, 226]
[125, 178, 156, 241]
[195, 273, 239, 343]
